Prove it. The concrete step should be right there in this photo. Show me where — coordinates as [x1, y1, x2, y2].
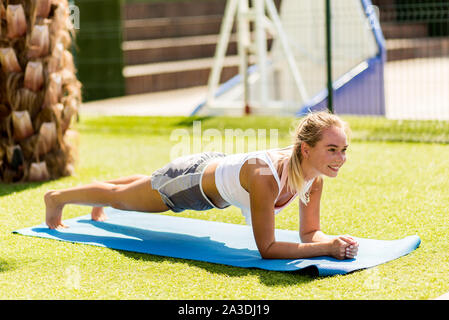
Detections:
[123, 35, 448, 65]
[122, 0, 281, 41]
[122, 34, 238, 65]
[381, 22, 429, 39]
[371, 0, 397, 21]
[123, 15, 230, 41]
[122, 37, 449, 95]
[123, 56, 241, 95]
[120, 0, 439, 97]
[80, 85, 207, 116]
[123, 33, 274, 65]
[386, 37, 449, 61]
[124, 0, 227, 20]
[123, 0, 280, 20]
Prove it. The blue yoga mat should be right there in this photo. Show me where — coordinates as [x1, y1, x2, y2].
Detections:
[13, 208, 421, 276]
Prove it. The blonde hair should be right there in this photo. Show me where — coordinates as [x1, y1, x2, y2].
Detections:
[287, 111, 350, 204]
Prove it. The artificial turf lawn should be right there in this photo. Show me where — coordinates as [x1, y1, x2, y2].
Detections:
[0, 115, 448, 299]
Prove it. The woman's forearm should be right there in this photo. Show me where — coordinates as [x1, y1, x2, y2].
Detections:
[260, 240, 330, 259]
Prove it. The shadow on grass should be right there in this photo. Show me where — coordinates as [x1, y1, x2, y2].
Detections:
[175, 116, 212, 126]
[0, 258, 15, 273]
[0, 181, 46, 197]
[118, 250, 319, 287]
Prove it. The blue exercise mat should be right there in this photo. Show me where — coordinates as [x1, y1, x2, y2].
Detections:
[13, 208, 421, 276]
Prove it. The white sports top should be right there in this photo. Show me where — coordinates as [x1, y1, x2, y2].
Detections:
[214, 147, 315, 225]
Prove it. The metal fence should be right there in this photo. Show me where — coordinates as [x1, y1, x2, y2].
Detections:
[73, 0, 449, 136]
[326, 0, 449, 122]
[286, 0, 449, 144]
[371, 0, 448, 121]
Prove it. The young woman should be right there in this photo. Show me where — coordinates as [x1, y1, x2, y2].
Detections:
[45, 111, 359, 260]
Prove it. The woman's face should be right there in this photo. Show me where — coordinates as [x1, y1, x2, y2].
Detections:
[303, 125, 348, 178]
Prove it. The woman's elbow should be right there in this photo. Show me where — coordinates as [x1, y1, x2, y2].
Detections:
[300, 233, 312, 243]
[259, 251, 274, 259]
[258, 243, 275, 259]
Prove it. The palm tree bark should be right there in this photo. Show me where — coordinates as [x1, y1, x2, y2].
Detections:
[0, 0, 80, 183]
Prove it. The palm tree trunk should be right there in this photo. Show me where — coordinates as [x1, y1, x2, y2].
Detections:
[0, 0, 80, 183]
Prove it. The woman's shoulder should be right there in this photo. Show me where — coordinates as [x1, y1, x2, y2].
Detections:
[310, 175, 324, 193]
[240, 155, 280, 196]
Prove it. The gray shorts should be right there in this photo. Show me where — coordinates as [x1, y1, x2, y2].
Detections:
[150, 152, 230, 212]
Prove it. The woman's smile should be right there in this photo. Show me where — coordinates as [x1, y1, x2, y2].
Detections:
[328, 165, 340, 172]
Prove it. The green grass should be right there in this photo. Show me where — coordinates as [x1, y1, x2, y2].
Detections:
[1, 115, 449, 299]
[125, 0, 217, 3]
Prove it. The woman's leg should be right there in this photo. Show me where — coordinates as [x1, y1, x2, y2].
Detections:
[90, 175, 148, 221]
[100, 174, 148, 185]
[44, 176, 170, 229]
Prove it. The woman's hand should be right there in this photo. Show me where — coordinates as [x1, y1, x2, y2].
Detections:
[341, 235, 359, 259]
[328, 235, 359, 260]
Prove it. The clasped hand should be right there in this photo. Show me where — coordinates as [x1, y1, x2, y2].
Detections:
[329, 235, 359, 260]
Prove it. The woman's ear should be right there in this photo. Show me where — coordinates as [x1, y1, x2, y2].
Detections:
[300, 141, 310, 159]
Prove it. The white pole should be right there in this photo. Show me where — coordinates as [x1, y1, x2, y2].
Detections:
[254, 0, 268, 107]
[264, 0, 309, 102]
[206, 0, 239, 105]
[237, 0, 251, 113]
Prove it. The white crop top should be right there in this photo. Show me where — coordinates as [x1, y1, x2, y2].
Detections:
[214, 149, 314, 225]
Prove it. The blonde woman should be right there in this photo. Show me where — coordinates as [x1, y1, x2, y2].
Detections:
[45, 111, 359, 260]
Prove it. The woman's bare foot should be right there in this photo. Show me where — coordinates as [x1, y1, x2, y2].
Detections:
[44, 190, 68, 229]
[91, 206, 107, 222]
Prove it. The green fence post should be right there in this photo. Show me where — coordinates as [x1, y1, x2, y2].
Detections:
[325, 0, 333, 113]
